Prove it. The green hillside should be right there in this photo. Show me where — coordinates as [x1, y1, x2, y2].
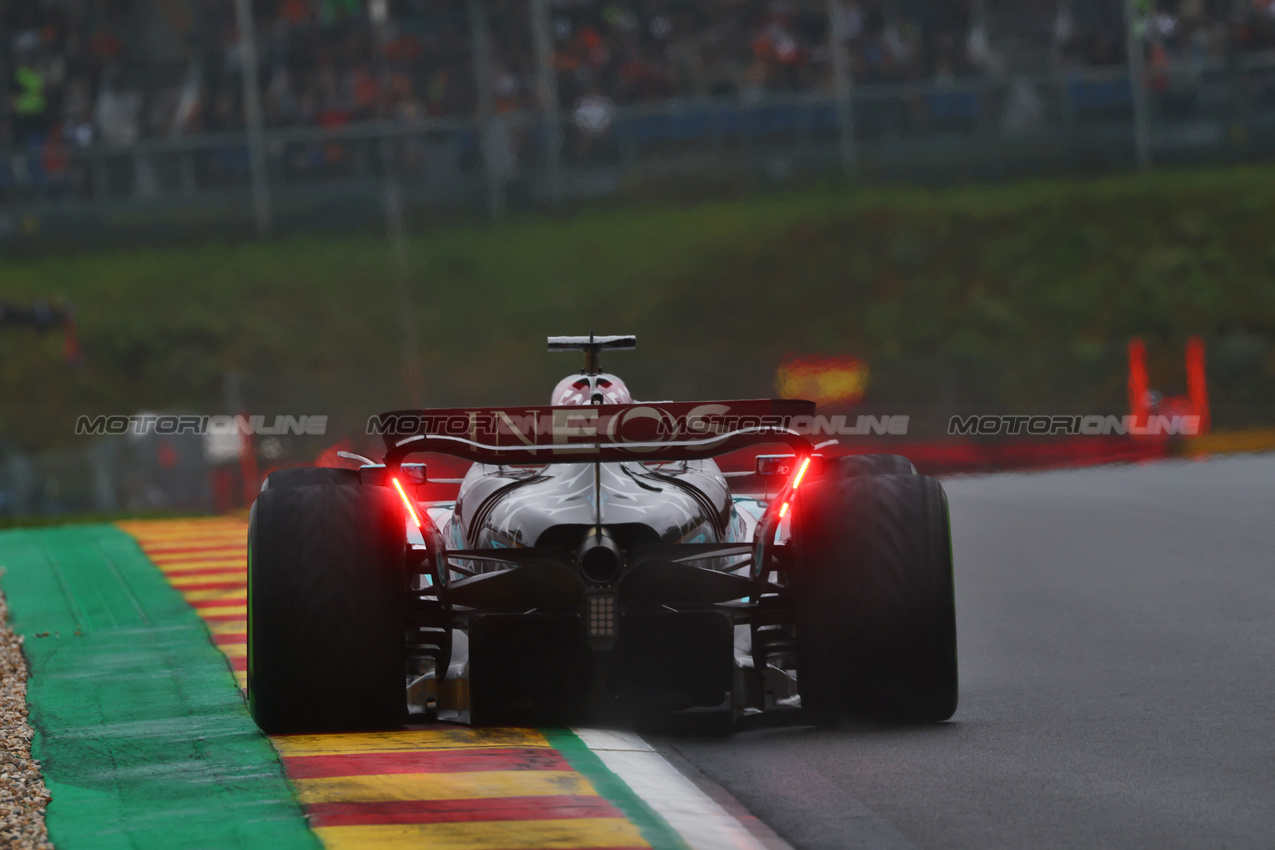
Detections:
[4, 164, 1275, 449]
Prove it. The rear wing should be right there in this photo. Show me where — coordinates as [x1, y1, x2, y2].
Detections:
[547, 334, 635, 374]
[372, 399, 816, 468]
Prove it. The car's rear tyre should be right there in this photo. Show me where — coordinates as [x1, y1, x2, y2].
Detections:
[260, 466, 359, 492]
[248, 481, 407, 734]
[835, 453, 916, 477]
[790, 473, 957, 724]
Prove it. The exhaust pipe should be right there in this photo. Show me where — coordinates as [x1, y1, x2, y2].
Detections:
[576, 528, 624, 585]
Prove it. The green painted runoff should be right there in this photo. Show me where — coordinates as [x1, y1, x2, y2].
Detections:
[0, 524, 318, 850]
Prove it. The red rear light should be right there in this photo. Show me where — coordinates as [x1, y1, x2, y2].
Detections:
[777, 455, 812, 519]
[790, 456, 812, 489]
[391, 477, 423, 529]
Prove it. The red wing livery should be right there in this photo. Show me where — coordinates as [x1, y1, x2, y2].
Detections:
[371, 399, 817, 464]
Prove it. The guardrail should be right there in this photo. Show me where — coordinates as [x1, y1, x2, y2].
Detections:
[4, 58, 1275, 243]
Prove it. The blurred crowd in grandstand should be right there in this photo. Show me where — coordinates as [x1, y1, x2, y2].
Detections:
[2, 0, 1273, 155]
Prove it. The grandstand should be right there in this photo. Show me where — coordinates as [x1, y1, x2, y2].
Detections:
[3, 0, 1275, 240]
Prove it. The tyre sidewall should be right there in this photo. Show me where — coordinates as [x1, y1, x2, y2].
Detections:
[790, 473, 957, 723]
[249, 481, 406, 733]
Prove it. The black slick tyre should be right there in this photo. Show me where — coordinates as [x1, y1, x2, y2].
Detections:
[260, 466, 359, 492]
[248, 481, 407, 734]
[790, 473, 957, 724]
[834, 454, 917, 477]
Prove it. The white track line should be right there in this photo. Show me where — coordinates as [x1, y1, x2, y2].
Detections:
[573, 727, 770, 850]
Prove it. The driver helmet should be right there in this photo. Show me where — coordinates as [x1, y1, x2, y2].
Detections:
[552, 373, 633, 406]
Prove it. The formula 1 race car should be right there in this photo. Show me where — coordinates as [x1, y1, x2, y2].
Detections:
[247, 336, 957, 734]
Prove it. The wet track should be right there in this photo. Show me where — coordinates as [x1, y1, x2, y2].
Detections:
[7, 455, 1273, 849]
[656, 454, 1275, 849]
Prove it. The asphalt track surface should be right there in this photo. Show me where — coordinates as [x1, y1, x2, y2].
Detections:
[656, 454, 1275, 850]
